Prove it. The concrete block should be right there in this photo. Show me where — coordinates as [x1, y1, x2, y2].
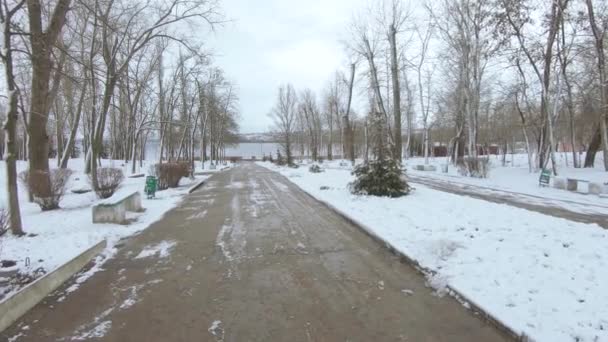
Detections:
[93, 191, 144, 224]
[589, 182, 603, 195]
[124, 192, 143, 212]
[567, 179, 578, 192]
[553, 178, 566, 190]
[423, 165, 437, 172]
[0, 240, 107, 333]
[92, 202, 126, 224]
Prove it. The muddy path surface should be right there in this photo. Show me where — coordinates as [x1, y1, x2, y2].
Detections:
[2, 163, 510, 342]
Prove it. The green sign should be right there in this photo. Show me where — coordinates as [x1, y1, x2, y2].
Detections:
[145, 176, 157, 198]
[539, 169, 551, 187]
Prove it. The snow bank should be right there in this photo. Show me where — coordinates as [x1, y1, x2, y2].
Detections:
[406, 153, 608, 210]
[258, 161, 608, 342]
[0, 159, 211, 302]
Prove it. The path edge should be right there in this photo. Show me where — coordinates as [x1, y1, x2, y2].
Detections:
[0, 239, 107, 333]
[270, 169, 525, 341]
[188, 179, 207, 194]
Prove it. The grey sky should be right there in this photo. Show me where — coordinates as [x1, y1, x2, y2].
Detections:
[207, 0, 368, 133]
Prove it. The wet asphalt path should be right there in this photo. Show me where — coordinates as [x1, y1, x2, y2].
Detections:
[2, 163, 511, 341]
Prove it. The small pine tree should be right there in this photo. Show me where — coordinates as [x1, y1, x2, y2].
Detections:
[349, 159, 410, 197]
[349, 111, 410, 197]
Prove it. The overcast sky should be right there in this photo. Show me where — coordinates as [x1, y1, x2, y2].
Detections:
[207, 0, 368, 133]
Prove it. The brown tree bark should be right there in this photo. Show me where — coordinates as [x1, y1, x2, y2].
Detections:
[1, 0, 27, 235]
[26, 0, 72, 187]
[586, 0, 608, 171]
[585, 125, 601, 168]
[343, 63, 356, 164]
[389, 23, 402, 163]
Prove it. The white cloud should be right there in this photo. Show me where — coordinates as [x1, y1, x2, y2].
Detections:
[207, 0, 368, 133]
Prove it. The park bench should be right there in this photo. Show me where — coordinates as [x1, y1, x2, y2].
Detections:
[92, 191, 144, 224]
[414, 164, 437, 172]
[552, 176, 607, 195]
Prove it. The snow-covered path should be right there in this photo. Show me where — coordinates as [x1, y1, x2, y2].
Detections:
[1, 163, 508, 342]
[408, 174, 608, 228]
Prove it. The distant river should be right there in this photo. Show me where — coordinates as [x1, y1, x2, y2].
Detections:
[225, 143, 284, 159]
[145, 141, 316, 160]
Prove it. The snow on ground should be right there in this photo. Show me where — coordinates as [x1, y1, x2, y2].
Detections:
[135, 240, 177, 259]
[0, 158, 218, 302]
[258, 160, 608, 342]
[404, 153, 608, 210]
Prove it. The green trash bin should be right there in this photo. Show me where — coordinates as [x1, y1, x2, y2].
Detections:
[539, 169, 551, 187]
[145, 176, 157, 199]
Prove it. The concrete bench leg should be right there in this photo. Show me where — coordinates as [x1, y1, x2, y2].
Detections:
[553, 178, 566, 190]
[567, 179, 578, 192]
[589, 182, 603, 195]
[124, 192, 144, 212]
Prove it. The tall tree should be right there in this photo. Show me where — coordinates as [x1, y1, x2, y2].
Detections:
[270, 84, 298, 165]
[383, 0, 408, 163]
[26, 0, 72, 193]
[1, 0, 26, 235]
[585, 0, 608, 171]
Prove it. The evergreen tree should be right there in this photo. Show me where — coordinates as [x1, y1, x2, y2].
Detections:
[349, 111, 410, 197]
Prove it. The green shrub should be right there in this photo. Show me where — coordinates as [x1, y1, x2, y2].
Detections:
[349, 159, 410, 197]
[309, 164, 324, 173]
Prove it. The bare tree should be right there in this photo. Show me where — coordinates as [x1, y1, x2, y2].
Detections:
[349, 11, 394, 156]
[499, 0, 570, 170]
[26, 0, 71, 196]
[1, 0, 26, 235]
[382, 0, 409, 163]
[270, 84, 298, 165]
[585, 0, 608, 171]
[85, 0, 222, 187]
[344, 62, 357, 164]
[413, 20, 434, 164]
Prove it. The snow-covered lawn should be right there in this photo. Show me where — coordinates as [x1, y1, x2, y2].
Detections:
[404, 153, 608, 211]
[0, 159, 224, 302]
[258, 161, 608, 342]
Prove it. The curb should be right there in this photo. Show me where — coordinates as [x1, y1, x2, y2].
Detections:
[0, 239, 107, 333]
[188, 179, 207, 194]
[274, 172, 524, 341]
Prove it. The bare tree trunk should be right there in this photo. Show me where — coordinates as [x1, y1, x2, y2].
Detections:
[364, 120, 369, 163]
[327, 115, 333, 160]
[60, 81, 87, 169]
[1, 0, 26, 235]
[586, 0, 608, 171]
[423, 127, 430, 165]
[27, 0, 72, 186]
[585, 125, 601, 168]
[389, 23, 402, 163]
[363, 37, 389, 122]
[2, 90, 23, 235]
[344, 63, 356, 164]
